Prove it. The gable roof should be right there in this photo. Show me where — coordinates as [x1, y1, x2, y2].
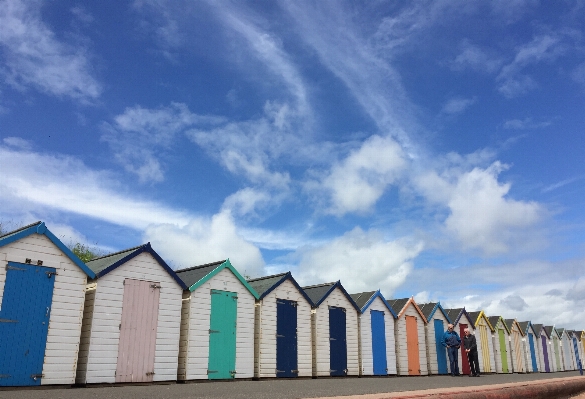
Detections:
[518, 321, 536, 336]
[505, 319, 524, 336]
[350, 290, 397, 318]
[247, 272, 313, 304]
[175, 259, 259, 298]
[532, 324, 547, 338]
[302, 281, 360, 311]
[544, 326, 560, 339]
[86, 243, 187, 289]
[444, 308, 473, 328]
[488, 315, 510, 334]
[468, 311, 495, 331]
[0, 221, 95, 279]
[419, 302, 451, 323]
[388, 297, 427, 322]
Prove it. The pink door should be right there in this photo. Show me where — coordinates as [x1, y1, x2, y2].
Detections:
[116, 279, 161, 382]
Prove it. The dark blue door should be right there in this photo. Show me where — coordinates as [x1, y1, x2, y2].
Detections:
[573, 337, 581, 368]
[276, 299, 297, 377]
[434, 319, 448, 374]
[329, 306, 347, 376]
[371, 310, 387, 375]
[0, 262, 55, 386]
[528, 334, 538, 372]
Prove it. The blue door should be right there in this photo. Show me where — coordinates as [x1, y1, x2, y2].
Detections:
[276, 299, 297, 377]
[434, 319, 448, 374]
[329, 306, 347, 376]
[0, 262, 56, 386]
[371, 310, 387, 375]
[573, 337, 581, 368]
[528, 334, 538, 372]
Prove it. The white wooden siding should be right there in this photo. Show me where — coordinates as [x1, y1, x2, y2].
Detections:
[0, 234, 88, 385]
[424, 311, 448, 375]
[312, 288, 359, 377]
[81, 252, 183, 383]
[180, 268, 255, 380]
[394, 303, 428, 376]
[359, 297, 396, 376]
[255, 279, 312, 378]
[562, 334, 575, 370]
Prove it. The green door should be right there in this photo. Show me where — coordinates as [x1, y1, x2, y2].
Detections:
[553, 337, 561, 371]
[499, 329, 509, 373]
[208, 290, 237, 379]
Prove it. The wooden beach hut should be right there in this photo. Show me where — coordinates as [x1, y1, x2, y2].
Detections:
[176, 259, 259, 380]
[468, 311, 496, 374]
[569, 330, 582, 370]
[558, 328, 576, 371]
[388, 297, 428, 376]
[419, 302, 451, 375]
[445, 308, 477, 375]
[76, 243, 186, 384]
[247, 272, 313, 378]
[302, 281, 360, 377]
[518, 322, 539, 373]
[0, 222, 96, 386]
[487, 316, 512, 374]
[350, 290, 397, 376]
[532, 323, 552, 373]
[505, 319, 526, 373]
[544, 326, 563, 372]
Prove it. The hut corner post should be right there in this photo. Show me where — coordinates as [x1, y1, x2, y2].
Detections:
[253, 302, 261, 379]
[311, 309, 317, 377]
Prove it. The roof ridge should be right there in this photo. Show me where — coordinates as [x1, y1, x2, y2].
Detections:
[87, 244, 144, 262]
[0, 221, 41, 239]
[247, 272, 288, 282]
[176, 259, 226, 273]
[302, 281, 336, 289]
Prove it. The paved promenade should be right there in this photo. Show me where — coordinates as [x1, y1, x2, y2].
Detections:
[0, 372, 583, 399]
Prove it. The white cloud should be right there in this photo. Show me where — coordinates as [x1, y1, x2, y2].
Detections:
[221, 188, 273, 217]
[296, 227, 424, 297]
[503, 117, 551, 130]
[144, 210, 265, 276]
[0, 0, 101, 100]
[571, 62, 585, 85]
[3, 136, 32, 150]
[499, 294, 528, 311]
[0, 145, 192, 229]
[449, 41, 503, 74]
[497, 75, 537, 98]
[310, 135, 406, 216]
[441, 96, 477, 115]
[101, 102, 223, 182]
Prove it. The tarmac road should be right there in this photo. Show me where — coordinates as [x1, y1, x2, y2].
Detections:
[0, 371, 582, 399]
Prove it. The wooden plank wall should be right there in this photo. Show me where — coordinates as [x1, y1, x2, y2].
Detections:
[313, 288, 359, 377]
[424, 311, 448, 375]
[182, 268, 255, 380]
[394, 304, 428, 376]
[255, 279, 312, 378]
[359, 297, 396, 376]
[81, 252, 183, 383]
[0, 234, 88, 385]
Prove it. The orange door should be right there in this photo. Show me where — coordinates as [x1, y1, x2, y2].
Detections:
[406, 315, 420, 375]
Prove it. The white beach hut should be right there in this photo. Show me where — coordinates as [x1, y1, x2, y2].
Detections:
[350, 290, 397, 376]
[505, 319, 526, 373]
[419, 302, 451, 375]
[487, 316, 513, 374]
[76, 243, 186, 384]
[388, 297, 428, 376]
[303, 281, 361, 377]
[545, 326, 564, 372]
[175, 259, 259, 381]
[518, 322, 539, 373]
[247, 272, 313, 378]
[532, 324, 553, 373]
[558, 328, 576, 371]
[0, 222, 96, 387]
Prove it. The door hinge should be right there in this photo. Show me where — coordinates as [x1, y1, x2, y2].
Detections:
[30, 374, 44, 380]
[207, 370, 218, 374]
[6, 265, 26, 271]
[209, 329, 220, 334]
[230, 370, 237, 375]
[330, 337, 336, 341]
[344, 369, 348, 374]
[46, 271, 58, 278]
[150, 284, 161, 289]
[146, 372, 155, 376]
[292, 370, 299, 373]
[276, 334, 285, 338]
[0, 319, 18, 323]
[275, 369, 285, 373]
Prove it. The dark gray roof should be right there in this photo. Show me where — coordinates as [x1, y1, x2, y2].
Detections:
[556, 328, 565, 335]
[445, 308, 464, 323]
[388, 298, 410, 315]
[302, 282, 335, 305]
[247, 273, 288, 298]
[488, 316, 501, 328]
[419, 302, 438, 320]
[350, 291, 376, 310]
[544, 326, 556, 337]
[504, 319, 515, 331]
[468, 311, 481, 324]
[86, 245, 142, 275]
[175, 260, 226, 288]
[532, 323, 544, 336]
[518, 321, 530, 333]
[0, 221, 41, 240]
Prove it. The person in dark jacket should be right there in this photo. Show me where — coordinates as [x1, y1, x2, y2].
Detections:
[463, 328, 480, 377]
[441, 324, 461, 376]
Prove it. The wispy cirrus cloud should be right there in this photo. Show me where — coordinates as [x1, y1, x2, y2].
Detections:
[0, 0, 102, 101]
[503, 117, 552, 130]
[449, 40, 503, 74]
[441, 96, 477, 115]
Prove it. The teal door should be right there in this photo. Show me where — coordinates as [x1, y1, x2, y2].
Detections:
[208, 290, 237, 379]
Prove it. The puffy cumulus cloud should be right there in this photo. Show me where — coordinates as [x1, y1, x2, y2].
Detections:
[221, 188, 273, 217]
[566, 278, 585, 302]
[3, 136, 32, 150]
[0, 0, 101, 100]
[101, 102, 223, 182]
[143, 210, 265, 276]
[499, 294, 528, 311]
[311, 135, 406, 216]
[296, 227, 423, 296]
[416, 159, 544, 255]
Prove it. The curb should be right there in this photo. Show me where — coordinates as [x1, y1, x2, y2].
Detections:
[305, 376, 585, 399]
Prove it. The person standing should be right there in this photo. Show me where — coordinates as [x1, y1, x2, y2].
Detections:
[463, 328, 480, 377]
[441, 324, 461, 376]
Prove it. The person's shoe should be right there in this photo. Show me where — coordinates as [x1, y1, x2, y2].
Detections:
[475, 374, 481, 377]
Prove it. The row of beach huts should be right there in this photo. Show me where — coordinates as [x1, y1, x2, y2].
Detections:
[0, 221, 583, 387]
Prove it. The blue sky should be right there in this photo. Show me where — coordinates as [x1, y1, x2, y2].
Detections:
[1, 0, 584, 328]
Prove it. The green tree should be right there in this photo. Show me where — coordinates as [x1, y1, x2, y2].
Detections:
[70, 242, 103, 263]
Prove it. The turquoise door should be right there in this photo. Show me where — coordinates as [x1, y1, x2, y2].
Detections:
[0, 262, 56, 386]
[208, 290, 237, 379]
